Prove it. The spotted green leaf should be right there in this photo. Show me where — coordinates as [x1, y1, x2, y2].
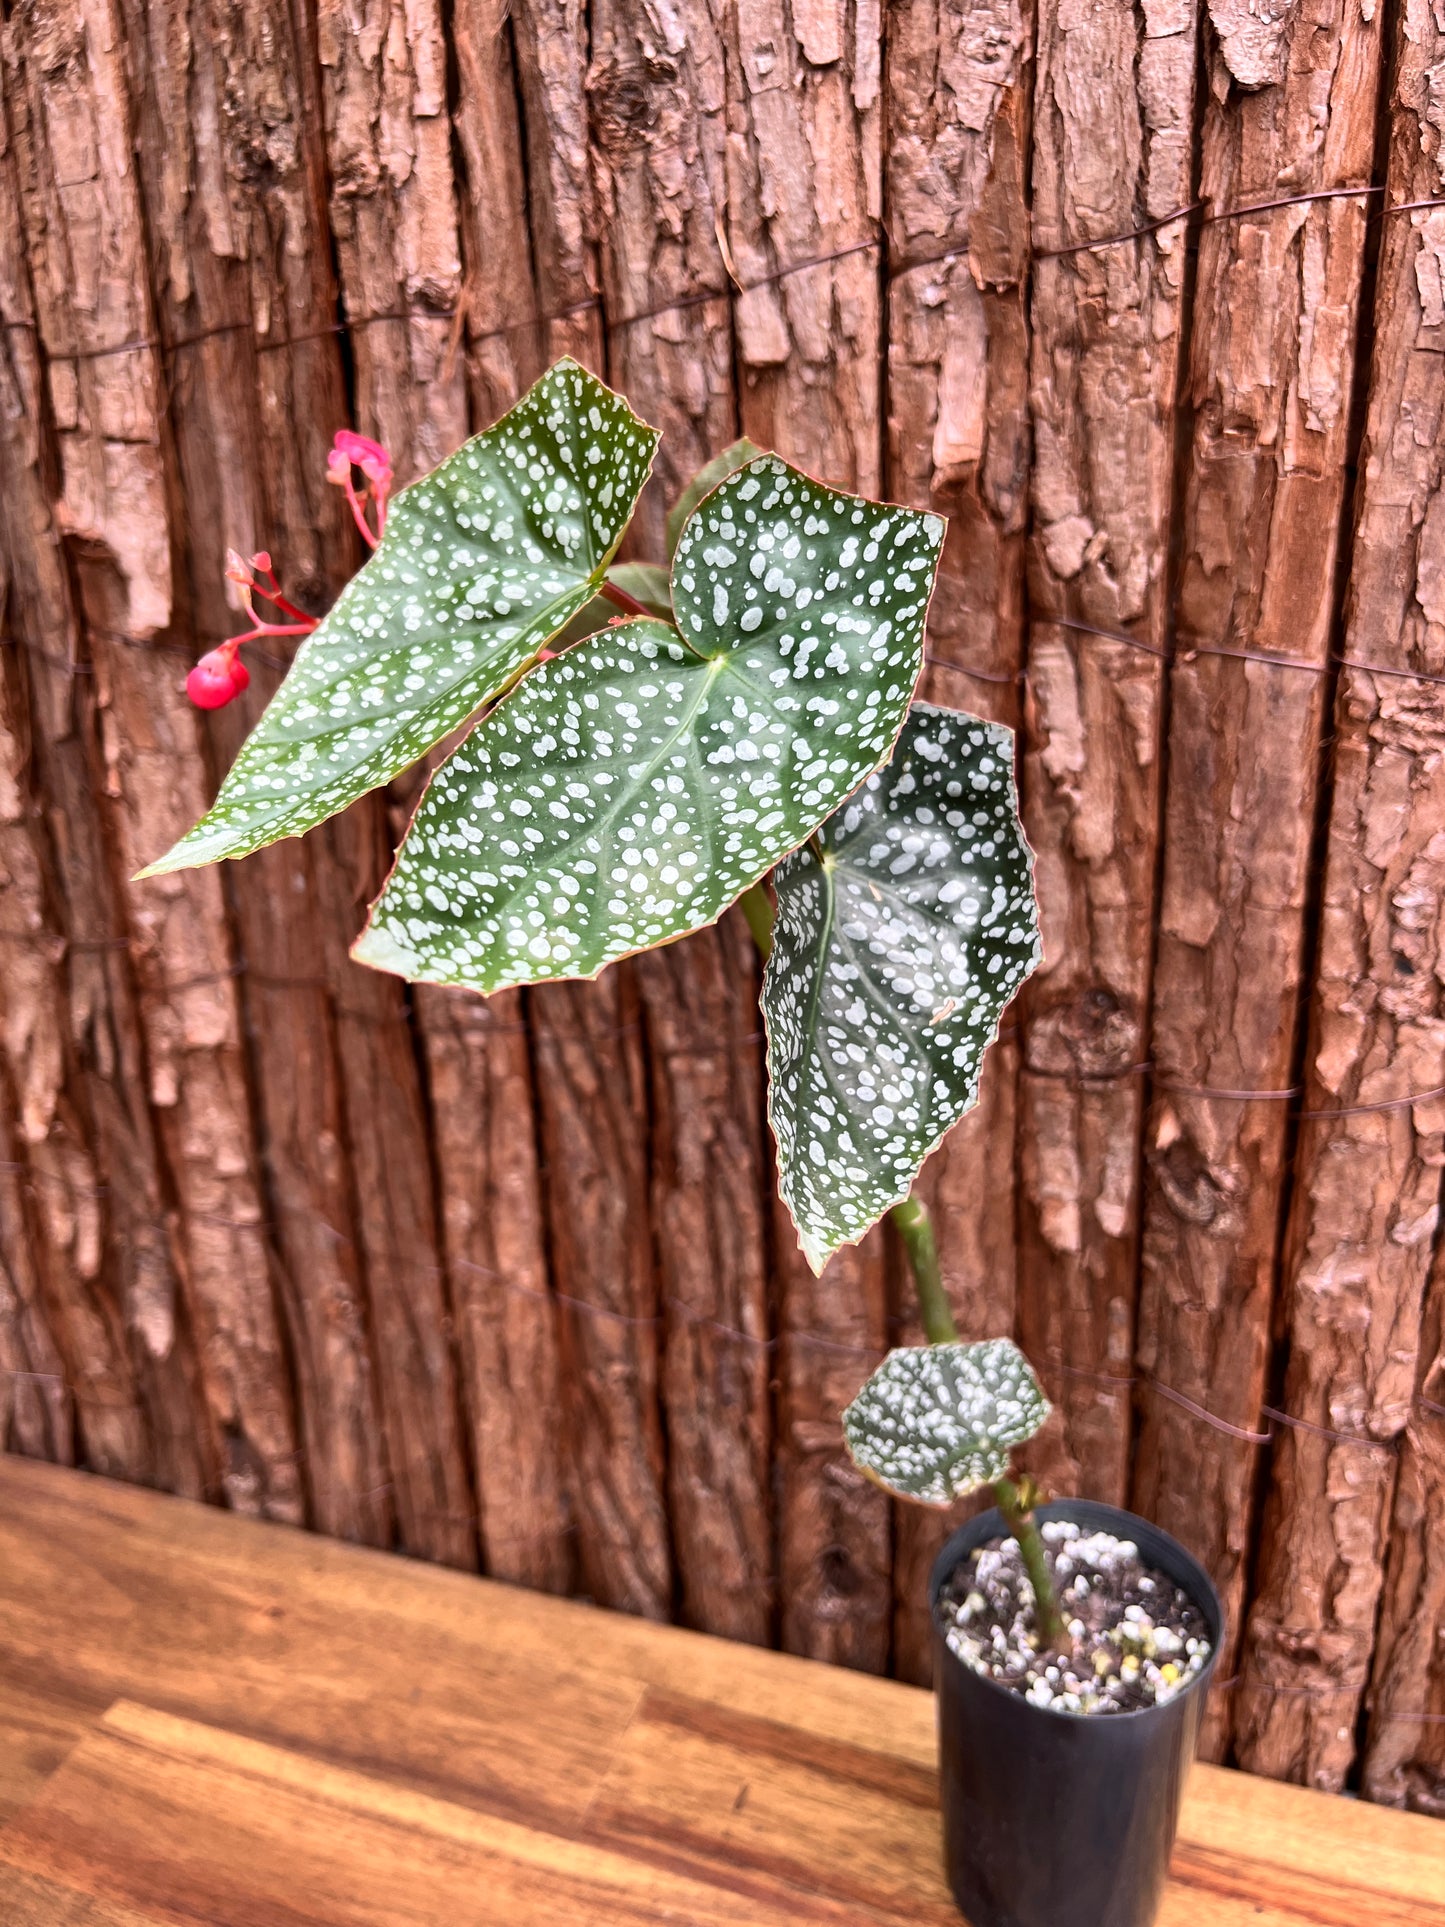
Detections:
[665, 436, 764, 558]
[843, 1339, 1049, 1506]
[764, 703, 1040, 1272]
[139, 361, 659, 876]
[352, 457, 944, 992]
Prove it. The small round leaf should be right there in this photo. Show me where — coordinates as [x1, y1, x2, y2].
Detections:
[842, 1338, 1050, 1506]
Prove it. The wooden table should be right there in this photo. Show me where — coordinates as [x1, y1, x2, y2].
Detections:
[0, 1458, 1439, 1925]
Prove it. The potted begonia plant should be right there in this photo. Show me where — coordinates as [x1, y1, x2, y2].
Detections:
[143, 361, 1220, 1927]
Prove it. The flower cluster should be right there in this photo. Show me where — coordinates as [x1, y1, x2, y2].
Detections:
[327, 430, 392, 549]
[188, 431, 393, 711]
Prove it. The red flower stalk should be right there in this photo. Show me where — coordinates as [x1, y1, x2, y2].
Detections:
[194, 429, 393, 711]
[327, 429, 393, 548]
[189, 549, 318, 712]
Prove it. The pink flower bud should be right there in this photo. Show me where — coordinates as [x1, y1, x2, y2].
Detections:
[329, 429, 393, 490]
[187, 648, 250, 710]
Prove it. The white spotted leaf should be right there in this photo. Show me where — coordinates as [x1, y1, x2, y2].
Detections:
[843, 1339, 1050, 1506]
[139, 361, 659, 876]
[764, 703, 1040, 1272]
[352, 457, 943, 992]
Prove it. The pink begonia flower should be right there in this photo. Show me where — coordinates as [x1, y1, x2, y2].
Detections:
[328, 430, 393, 490]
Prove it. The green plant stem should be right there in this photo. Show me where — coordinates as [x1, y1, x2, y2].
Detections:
[992, 1475, 1067, 1650]
[888, 1195, 956, 1345]
[740, 882, 775, 961]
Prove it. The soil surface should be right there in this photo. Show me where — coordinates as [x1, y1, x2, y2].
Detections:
[938, 1521, 1212, 1715]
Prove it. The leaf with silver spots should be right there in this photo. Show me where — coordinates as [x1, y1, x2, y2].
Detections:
[352, 457, 943, 992]
[139, 361, 659, 876]
[843, 1339, 1050, 1506]
[764, 702, 1039, 1272]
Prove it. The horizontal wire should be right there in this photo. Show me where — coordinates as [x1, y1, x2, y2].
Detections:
[1299, 1081, 1445, 1120]
[7, 182, 1434, 374]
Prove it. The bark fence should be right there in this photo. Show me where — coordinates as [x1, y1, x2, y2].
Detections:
[0, 0, 1442, 1812]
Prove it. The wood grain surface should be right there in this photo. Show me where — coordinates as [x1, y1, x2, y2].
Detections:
[2, 1458, 1440, 1927]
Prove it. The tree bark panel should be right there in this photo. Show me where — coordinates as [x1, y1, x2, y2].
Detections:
[1362, 1238, 1445, 1815]
[1236, 0, 1445, 1788]
[634, 914, 773, 1645]
[1017, 0, 1200, 1506]
[117, 0, 401, 1551]
[2, 0, 301, 1523]
[881, 0, 1034, 1683]
[509, 0, 607, 369]
[587, 0, 736, 555]
[418, 984, 573, 1592]
[1134, 0, 1383, 1759]
[530, 976, 671, 1620]
[449, 0, 547, 424]
[715, 0, 884, 495]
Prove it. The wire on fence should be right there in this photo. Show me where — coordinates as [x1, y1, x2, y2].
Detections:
[5, 181, 1442, 374]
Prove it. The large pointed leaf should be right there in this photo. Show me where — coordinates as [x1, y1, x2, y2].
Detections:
[352, 457, 944, 991]
[843, 1339, 1050, 1505]
[665, 436, 763, 558]
[139, 361, 659, 876]
[764, 702, 1039, 1272]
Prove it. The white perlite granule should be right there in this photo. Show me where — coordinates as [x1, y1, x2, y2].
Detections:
[941, 1521, 1213, 1716]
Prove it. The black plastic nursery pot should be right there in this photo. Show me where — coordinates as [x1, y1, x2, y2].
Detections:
[930, 1499, 1222, 1927]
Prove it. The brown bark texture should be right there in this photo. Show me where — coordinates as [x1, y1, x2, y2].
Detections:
[882, 0, 1033, 1686]
[1133, 0, 1384, 1761]
[3, 0, 301, 1522]
[0, 0, 1442, 1809]
[1233, 0, 1445, 1793]
[1014, 0, 1200, 1513]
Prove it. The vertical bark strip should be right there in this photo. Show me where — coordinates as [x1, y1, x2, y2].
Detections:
[0, 657, 83, 1469]
[529, 977, 671, 1619]
[634, 918, 773, 1645]
[1133, 0, 1383, 1759]
[586, 0, 734, 552]
[311, 0, 482, 1567]
[1363, 1239, 1445, 1814]
[882, 0, 1034, 1683]
[118, 0, 394, 1550]
[582, 3, 772, 1641]
[712, 0, 884, 494]
[3, 0, 301, 1521]
[418, 986, 572, 1592]
[1236, 0, 1445, 1789]
[502, 0, 671, 1621]
[315, 0, 467, 476]
[0, 171, 202, 1494]
[449, 0, 546, 419]
[509, 0, 607, 368]
[1017, 0, 1199, 1507]
[701, 0, 890, 1667]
